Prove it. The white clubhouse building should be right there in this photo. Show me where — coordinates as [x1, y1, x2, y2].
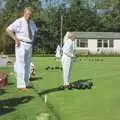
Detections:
[74, 32, 120, 55]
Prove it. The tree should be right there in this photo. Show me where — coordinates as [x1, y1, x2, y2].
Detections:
[0, 0, 41, 53]
[63, 0, 100, 32]
[95, 0, 120, 31]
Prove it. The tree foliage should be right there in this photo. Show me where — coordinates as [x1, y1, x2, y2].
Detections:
[0, 0, 120, 53]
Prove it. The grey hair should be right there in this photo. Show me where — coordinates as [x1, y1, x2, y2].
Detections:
[64, 32, 75, 43]
[67, 32, 75, 39]
[63, 32, 70, 43]
[24, 7, 33, 13]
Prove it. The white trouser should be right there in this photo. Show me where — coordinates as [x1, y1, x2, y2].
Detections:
[15, 41, 32, 88]
[61, 54, 72, 85]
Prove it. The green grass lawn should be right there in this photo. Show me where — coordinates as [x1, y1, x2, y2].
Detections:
[0, 57, 120, 120]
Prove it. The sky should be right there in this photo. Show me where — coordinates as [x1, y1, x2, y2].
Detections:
[0, 0, 5, 9]
[40, 0, 67, 8]
[0, 0, 67, 9]
[0, 0, 112, 15]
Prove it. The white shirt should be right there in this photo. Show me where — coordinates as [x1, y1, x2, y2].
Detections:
[55, 45, 61, 58]
[8, 17, 37, 42]
[62, 39, 74, 58]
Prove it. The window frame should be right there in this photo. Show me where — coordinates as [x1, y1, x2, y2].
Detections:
[97, 39, 114, 48]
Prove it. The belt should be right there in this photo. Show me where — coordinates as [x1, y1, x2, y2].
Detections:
[21, 40, 32, 44]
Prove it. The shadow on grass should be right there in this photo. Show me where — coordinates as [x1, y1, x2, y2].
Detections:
[30, 77, 43, 81]
[38, 79, 93, 96]
[8, 83, 14, 86]
[38, 87, 63, 96]
[72, 79, 92, 82]
[0, 89, 7, 96]
[82, 79, 92, 81]
[0, 96, 34, 116]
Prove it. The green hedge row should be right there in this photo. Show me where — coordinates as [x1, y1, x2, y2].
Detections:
[7, 54, 120, 57]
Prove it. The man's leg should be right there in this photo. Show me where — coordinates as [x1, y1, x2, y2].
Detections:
[15, 43, 26, 88]
[62, 58, 72, 86]
[68, 60, 72, 81]
[24, 44, 32, 87]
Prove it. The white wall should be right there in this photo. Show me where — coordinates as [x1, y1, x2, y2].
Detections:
[114, 40, 120, 53]
[88, 39, 97, 53]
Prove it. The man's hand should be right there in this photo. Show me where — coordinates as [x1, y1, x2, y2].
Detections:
[72, 55, 78, 62]
[15, 38, 21, 47]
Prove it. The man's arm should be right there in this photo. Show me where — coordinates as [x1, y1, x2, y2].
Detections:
[6, 27, 16, 40]
[6, 27, 21, 47]
[63, 41, 74, 58]
[6, 19, 21, 47]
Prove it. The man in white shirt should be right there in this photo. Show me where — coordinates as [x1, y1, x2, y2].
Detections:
[55, 45, 62, 59]
[6, 7, 37, 91]
[61, 32, 76, 89]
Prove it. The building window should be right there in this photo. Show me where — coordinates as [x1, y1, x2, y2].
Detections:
[77, 39, 80, 47]
[80, 39, 88, 48]
[109, 40, 113, 48]
[97, 39, 114, 48]
[103, 40, 108, 48]
[76, 39, 88, 48]
[97, 40, 102, 47]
